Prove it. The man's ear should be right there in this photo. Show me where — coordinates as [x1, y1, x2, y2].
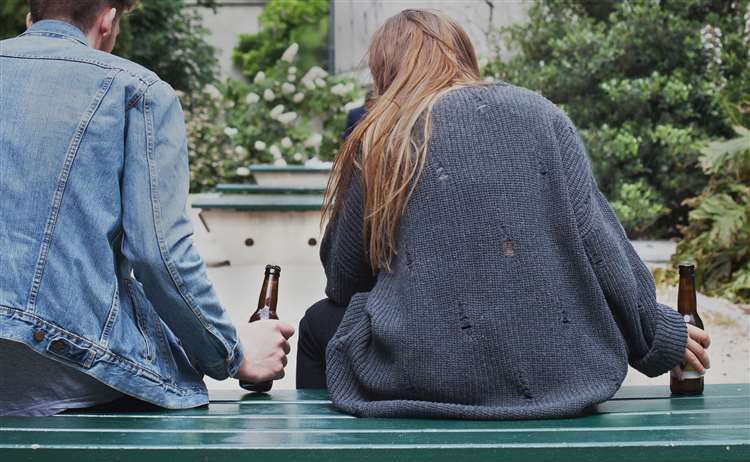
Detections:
[26, 12, 33, 29]
[100, 8, 117, 38]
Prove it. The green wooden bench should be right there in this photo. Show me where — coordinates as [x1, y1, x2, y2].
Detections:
[1, 384, 748, 461]
[249, 164, 331, 189]
[215, 184, 326, 195]
[191, 193, 324, 212]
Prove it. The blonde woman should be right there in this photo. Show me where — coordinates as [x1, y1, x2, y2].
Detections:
[296, 9, 710, 419]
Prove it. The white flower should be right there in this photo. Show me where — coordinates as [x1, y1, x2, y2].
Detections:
[234, 145, 248, 156]
[273, 158, 288, 166]
[304, 66, 328, 81]
[203, 84, 222, 100]
[305, 156, 325, 166]
[280, 43, 299, 63]
[302, 79, 316, 90]
[270, 104, 285, 118]
[224, 127, 238, 137]
[282, 82, 296, 94]
[484, 76, 495, 83]
[304, 133, 323, 149]
[263, 89, 275, 101]
[293, 152, 305, 162]
[330, 83, 347, 95]
[235, 166, 251, 177]
[269, 145, 282, 159]
[287, 74, 296, 82]
[276, 112, 298, 125]
[254, 71, 266, 84]
[315, 78, 327, 88]
[254, 140, 267, 151]
[224, 99, 235, 108]
[288, 66, 297, 75]
[245, 92, 260, 104]
[281, 137, 293, 149]
[292, 92, 305, 103]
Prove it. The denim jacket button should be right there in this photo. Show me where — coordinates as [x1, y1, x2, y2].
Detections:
[52, 340, 65, 352]
[33, 330, 45, 342]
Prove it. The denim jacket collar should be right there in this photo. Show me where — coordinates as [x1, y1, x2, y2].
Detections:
[22, 20, 90, 47]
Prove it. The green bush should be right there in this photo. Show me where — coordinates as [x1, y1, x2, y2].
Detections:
[485, 0, 749, 238]
[232, 0, 328, 81]
[113, 0, 217, 93]
[0, 0, 218, 93]
[184, 43, 363, 192]
[673, 96, 750, 303]
[0, 0, 25, 39]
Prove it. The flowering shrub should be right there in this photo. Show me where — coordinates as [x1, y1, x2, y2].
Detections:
[184, 43, 363, 192]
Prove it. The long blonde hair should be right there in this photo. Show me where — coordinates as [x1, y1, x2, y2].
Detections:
[323, 9, 483, 272]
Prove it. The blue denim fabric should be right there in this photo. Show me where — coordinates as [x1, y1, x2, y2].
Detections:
[0, 21, 243, 408]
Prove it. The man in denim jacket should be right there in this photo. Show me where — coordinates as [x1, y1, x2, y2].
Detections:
[0, 0, 294, 416]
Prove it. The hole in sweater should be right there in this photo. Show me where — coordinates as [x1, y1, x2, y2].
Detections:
[502, 239, 516, 257]
[458, 303, 472, 331]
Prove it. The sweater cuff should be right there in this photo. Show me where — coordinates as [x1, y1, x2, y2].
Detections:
[631, 305, 687, 377]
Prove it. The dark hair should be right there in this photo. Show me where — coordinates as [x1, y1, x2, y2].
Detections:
[28, 0, 138, 32]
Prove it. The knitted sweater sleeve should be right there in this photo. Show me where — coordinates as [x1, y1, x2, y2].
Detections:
[556, 115, 687, 378]
[320, 169, 377, 306]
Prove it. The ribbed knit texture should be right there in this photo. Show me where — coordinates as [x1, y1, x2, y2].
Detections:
[322, 83, 687, 419]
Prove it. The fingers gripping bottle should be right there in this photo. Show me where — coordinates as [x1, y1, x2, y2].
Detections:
[240, 265, 281, 393]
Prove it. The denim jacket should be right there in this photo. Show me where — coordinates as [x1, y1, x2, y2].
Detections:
[0, 21, 243, 408]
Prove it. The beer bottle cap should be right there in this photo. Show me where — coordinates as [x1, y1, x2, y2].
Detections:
[678, 263, 695, 275]
[265, 264, 282, 276]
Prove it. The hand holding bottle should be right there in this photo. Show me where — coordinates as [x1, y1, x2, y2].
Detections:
[234, 320, 295, 383]
[673, 324, 711, 379]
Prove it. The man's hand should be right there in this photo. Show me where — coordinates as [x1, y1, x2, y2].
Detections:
[673, 324, 711, 378]
[234, 320, 295, 383]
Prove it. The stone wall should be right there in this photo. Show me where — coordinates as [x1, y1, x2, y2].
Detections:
[187, 0, 266, 79]
[331, 0, 531, 80]
[191, 0, 531, 80]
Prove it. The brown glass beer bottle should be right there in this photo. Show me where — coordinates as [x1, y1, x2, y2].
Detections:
[240, 264, 281, 393]
[670, 263, 704, 395]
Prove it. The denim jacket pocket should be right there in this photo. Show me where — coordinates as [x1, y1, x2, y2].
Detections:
[125, 279, 155, 364]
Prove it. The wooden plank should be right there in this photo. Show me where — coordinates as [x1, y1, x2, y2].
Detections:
[2, 412, 747, 432]
[205, 384, 750, 402]
[190, 194, 324, 211]
[215, 184, 326, 195]
[1, 445, 747, 462]
[250, 165, 331, 173]
[1, 426, 747, 446]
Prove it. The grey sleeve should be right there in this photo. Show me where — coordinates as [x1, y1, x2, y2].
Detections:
[320, 170, 377, 306]
[556, 115, 687, 377]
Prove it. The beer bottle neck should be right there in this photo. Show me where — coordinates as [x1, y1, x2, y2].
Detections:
[677, 274, 697, 315]
[257, 275, 279, 311]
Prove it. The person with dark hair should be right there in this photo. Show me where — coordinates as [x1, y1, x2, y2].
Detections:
[0, 0, 295, 416]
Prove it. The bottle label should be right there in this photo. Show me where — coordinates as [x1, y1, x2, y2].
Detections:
[671, 361, 705, 380]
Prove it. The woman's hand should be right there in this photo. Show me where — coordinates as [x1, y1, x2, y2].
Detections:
[673, 324, 711, 378]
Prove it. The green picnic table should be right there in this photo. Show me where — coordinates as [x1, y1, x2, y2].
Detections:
[191, 193, 324, 212]
[215, 184, 325, 195]
[1, 384, 748, 461]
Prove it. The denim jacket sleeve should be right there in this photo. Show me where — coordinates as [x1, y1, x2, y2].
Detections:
[121, 80, 243, 380]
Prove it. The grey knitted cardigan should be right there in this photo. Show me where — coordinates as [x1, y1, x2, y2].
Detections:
[322, 83, 687, 419]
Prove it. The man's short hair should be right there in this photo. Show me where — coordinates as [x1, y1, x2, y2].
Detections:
[28, 1, 138, 32]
